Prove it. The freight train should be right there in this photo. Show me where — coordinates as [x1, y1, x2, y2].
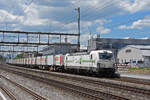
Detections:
[8, 50, 119, 77]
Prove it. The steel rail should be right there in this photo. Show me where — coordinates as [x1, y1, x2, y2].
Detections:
[0, 83, 17, 100]
[9, 65, 150, 96]
[108, 77, 150, 86]
[48, 72, 150, 96]
[0, 66, 128, 100]
[0, 75, 47, 100]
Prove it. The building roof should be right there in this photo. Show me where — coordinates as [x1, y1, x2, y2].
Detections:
[128, 45, 150, 49]
[91, 38, 150, 45]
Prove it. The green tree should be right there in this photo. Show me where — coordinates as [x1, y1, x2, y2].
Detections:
[14, 54, 23, 59]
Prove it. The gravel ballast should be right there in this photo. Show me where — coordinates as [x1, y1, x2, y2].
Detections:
[0, 69, 87, 100]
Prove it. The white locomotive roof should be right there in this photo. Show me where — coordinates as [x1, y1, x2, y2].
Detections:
[127, 45, 150, 49]
[90, 50, 112, 54]
[68, 50, 112, 56]
[68, 52, 88, 56]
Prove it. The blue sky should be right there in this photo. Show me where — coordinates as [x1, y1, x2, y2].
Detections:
[0, 0, 150, 45]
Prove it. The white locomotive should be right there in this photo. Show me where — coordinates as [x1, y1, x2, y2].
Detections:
[8, 50, 118, 76]
[65, 50, 116, 75]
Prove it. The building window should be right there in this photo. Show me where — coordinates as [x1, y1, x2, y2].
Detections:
[125, 49, 131, 53]
[137, 60, 144, 64]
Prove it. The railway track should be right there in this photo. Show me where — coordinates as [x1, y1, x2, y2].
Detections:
[110, 77, 150, 86]
[50, 73, 150, 96]
[10, 65, 150, 96]
[39, 71, 150, 96]
[0, 65, 128, 100]
[2, 65, 150, 97]
[7, 64, 150, 86]
[0, 83, 17, 100]
[0, 75, 47, 100]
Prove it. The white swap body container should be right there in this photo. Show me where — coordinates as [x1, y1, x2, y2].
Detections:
[32, 57, 36, 65]
[47, 55, 54, 66]
[36, 57, 41, 65]
[29, 58, 32, 65]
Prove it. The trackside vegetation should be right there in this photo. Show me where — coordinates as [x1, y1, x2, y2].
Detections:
[14, 54, 24, 59]
[128, 67, 150, 71]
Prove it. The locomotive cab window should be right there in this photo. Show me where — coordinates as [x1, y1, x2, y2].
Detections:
[99, 52, 113, 60]
[125, 49, 131, 53]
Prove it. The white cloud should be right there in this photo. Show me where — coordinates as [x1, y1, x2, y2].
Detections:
[0, 9, 23, 23]
[118, 15, 150, 29]
[67, 32, 90, 45]
[118, 0, 150, 13]
[96, 26, 110, 34]
[23, 3, 49, 26]
[0, 0, 149, 34]
[80, 33, 90, 44]
[118, 25, 128, 29]
[94, 19, 111, 34]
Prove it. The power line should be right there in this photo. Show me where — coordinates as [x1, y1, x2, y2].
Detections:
[47, 0, 81, 32]
[11, 0, 34, 28]
[60, 0, 116, 31]
[80, 0, 149, 31]
[68, 1, 147, 34]
[81, 1, 116, 21]
[61, 0, 112, 24]
[0, 0, 34, 31]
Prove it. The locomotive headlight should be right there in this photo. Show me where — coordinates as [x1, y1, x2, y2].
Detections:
[102, 64, 106, 68]
[98, 63, 105, 68]
[97, 63, 100, 67]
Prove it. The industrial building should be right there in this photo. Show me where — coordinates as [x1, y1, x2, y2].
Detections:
[41, 43, 78, 55]
[117, 45, 150, 67]
[40, 37, 150, 65]
[88, 37, 150, 51]
[88, 37, 150, 61]
[41, 43, 88, 55]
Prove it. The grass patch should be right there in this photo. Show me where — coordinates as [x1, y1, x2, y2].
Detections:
[128, 67, 150, 71]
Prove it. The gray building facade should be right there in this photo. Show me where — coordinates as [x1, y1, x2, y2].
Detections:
[88, 38, 150, 62]
[117, 45, 150, 67]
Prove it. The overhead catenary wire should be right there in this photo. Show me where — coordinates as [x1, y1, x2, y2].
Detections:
[59, 0, 116, 32]
[55, 0, 118, 43]
[2, 0, 147, 37]
[14, 0, 34, 24]
[3, 0, 144, 32]
[61, 0, 114, 24]
[79, 0, 148, 31]
[0, 0, 36, 53]
[62, 0, 146, 33]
